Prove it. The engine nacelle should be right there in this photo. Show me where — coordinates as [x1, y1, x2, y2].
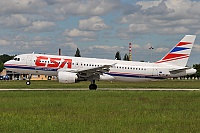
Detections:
[100, 74, 115, 81]
[58, 71, 78, 83]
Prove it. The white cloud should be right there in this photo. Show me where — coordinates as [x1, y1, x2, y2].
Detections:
[24, 21, 56, 32]
[129, 23, 150, 33]
[133, 44, 140, 49]
[0, 0, 48, 15]
[0, 14, 30, 28]
[0, 39, 10, 46]
[88, 45, 124, 51]
[136, 0, 162, 10]
[120, 0, 200, 35]
[53, 0, 120, 16]
[155, 47, 169, 53]
[64, 42, 77, 50]
[63, 28, 96, 38]
[79, 16, 108, 31]
[193, 44, 200, 52]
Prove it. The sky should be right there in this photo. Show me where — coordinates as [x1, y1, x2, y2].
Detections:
[0, 0, 200, 66]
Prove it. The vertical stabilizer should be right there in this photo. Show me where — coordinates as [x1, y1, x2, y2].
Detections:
[156, 35, 196, 67]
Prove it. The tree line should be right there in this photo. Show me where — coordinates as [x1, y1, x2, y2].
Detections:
[0, 54, 15, 72]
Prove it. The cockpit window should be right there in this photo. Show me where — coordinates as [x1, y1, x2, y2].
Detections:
[14, 58, 20, 61]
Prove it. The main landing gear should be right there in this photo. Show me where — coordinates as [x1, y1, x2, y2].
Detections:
[89, 80, 97, 90]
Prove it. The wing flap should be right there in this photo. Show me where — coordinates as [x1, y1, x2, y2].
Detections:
[77, 64, 115, 77]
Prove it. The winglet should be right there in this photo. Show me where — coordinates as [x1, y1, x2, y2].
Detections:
[156, 35, 196, 67]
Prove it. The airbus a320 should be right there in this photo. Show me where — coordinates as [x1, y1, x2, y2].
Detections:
[4, 35, 197, 90]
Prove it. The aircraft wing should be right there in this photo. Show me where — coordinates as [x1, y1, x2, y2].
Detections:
[76, 64, 115, 78]
[57, 63, 116, 78]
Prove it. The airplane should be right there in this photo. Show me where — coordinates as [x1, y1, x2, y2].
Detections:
[4, 35, 197, 90]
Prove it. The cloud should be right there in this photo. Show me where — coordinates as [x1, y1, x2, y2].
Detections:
[155, 47, 169, 53]
[133, 44, 140, 49]
[88, 45, 124, 51]
[0, 0, 48, 20]
[0, 39, 10, 46]
[136, 0, 162, 10]
[129, 23, 150, 33]
[63, 28, 96, 38]
[53, 0, 120, 16]
[79, 16, 108, 31]
[64, 42, 77, 50]
[119, 0, 200, 35]
[193, 44, 200, 52]
[24, 21, 56, 32]
[0, 14, 30, 28]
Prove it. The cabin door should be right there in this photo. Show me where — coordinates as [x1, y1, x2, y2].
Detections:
[26, 55, 32, 66]
[152, 66, 158, 76]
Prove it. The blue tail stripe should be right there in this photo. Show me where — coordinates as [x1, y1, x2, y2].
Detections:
[170, 47, 190, 53]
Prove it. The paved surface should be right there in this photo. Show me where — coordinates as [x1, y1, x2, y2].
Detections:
[0, 88, 200, 91]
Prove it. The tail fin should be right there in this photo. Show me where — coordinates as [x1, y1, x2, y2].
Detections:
[156, 35, 196, 67]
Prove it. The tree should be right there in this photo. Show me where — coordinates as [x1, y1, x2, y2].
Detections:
[115, 51, 121, 60]
[75, 48, 81, 57]
[0, 54, 14, 72]
[193, 64, 200, 78]
[123, 53, 129, 61]
[0, 62, 4, 72]
[0, 54, 14, 63]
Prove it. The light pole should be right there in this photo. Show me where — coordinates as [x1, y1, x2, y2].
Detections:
[149, 46, 154, 62]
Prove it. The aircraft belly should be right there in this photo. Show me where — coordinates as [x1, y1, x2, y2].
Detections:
[113, 76, 153, 82]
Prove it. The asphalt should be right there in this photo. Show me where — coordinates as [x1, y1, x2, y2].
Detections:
[0, 88, 200, 91]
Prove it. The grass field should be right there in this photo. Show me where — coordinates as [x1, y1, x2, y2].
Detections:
[0, 80, 200, 132]
[1, 91, 200, 133]
[0, 79, 200, 89]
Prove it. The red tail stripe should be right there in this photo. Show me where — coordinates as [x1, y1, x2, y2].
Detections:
[176, 42, 191, 46]
[156, 55, 189, 63]
[162, 53, 188, 60]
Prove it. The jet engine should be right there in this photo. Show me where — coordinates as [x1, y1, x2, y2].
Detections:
[58, 71, 78, 83]
[100, 74, 115, 81]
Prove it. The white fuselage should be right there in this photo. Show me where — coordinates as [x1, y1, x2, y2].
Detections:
[4, 53, 196, 82]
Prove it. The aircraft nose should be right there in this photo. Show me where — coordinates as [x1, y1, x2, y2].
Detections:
[4, 60, 11, 68]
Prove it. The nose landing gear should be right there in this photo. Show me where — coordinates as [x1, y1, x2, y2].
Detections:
[26, 74, 31, 85]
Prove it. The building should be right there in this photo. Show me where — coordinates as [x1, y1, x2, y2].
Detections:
[1, 69, 56, 80]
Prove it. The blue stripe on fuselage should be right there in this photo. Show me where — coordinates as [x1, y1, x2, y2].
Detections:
[4, 65, 58, 72]
[5, 65, 166, 80]
[107, 72, 166, 80]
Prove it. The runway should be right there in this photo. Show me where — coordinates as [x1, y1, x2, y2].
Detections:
[0, 88, 200, 91]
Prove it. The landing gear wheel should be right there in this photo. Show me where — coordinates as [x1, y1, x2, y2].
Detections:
[26, 74, 32, 85]
[26, 81, 31, 85]
[89, 84, 97, 90]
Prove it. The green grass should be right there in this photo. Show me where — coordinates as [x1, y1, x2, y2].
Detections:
[0, 80, 200, 89]
[0, 91, 200, 133]
[0, 80, 200, 132]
